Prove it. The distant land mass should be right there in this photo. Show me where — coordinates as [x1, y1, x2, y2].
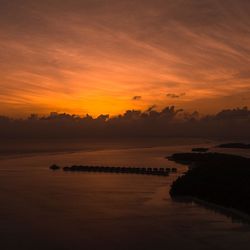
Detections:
[217, 143, 250, 149]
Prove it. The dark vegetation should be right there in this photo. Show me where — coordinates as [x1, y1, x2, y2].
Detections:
[50, 164, 61, 170]
[167, 152, 246, 164]
[217, 143, 250, 149]
[1, 106, 250, 139]
[192, 148, 209, 152]
[169, 153, 250, 215]
[50, 165, 177, 176]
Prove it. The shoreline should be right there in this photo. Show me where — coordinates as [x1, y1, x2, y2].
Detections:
[173, 196, 250, 224]
[192, 197, 250, 224]
[192, 196, 250, 224]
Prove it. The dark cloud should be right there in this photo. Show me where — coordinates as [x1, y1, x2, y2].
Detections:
[166, 93, 186, 98]
[132, 96, 142, 100]
[146, 105, 157, 112]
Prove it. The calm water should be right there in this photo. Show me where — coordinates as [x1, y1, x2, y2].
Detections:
[0, 138, 250, 250]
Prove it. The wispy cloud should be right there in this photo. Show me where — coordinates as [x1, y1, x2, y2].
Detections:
[0, 0, 250, 116]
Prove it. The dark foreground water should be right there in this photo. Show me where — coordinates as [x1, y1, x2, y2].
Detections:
[0, 138, 250, 250]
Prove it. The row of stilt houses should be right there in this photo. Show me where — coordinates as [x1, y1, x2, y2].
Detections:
[50, 164, 177, 176]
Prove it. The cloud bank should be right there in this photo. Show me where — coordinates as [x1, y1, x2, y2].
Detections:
[0, 106, 249, 139]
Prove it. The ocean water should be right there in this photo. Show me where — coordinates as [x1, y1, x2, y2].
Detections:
[0, 138, 250, 250]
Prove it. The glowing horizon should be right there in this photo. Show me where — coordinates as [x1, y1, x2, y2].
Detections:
[1, 0, 250, 117]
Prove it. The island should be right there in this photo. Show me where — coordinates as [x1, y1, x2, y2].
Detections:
[217, 143, 250, 149]
[50, 164, 61, 170]
[168, 152, 250, 217]
[191, 148, 209, 152]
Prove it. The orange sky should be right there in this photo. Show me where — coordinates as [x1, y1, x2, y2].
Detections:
[0, 0, 250, 117]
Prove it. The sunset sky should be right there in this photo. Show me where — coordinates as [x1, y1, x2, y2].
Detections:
[1, 0, 250, 117]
